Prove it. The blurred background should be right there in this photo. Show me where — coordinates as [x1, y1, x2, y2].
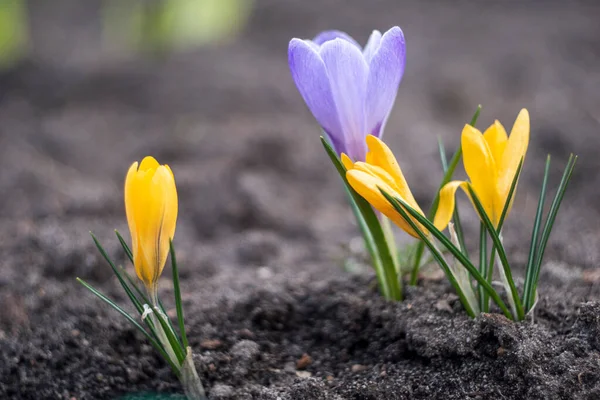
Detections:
[1, 0, 600, 344]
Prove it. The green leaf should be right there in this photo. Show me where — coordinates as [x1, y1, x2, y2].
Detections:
[401, 215, 477, 317]
[115, 230, 134, 263]
[379, 188, 512, 319]
[114, 231, 178, 340]
[91, 233, 145, 315]
[526, 154, 577, 310]
[152, 307, 186, 364]
[321, 137, 402, 301]
[522, 156, 551, 310]
[76, 278, 181, 376]
[478, 223, 487, 311]
[466, 185, 524, 320]
[481, 158, 524, 312]
[410, 105, 482, 285]
[170, 240, 189, 349]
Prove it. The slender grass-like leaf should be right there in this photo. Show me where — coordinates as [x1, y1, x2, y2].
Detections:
[438, 136, 468, 259]
[153, 308, 186, 364]
[344, 183, 385, 283]
[380, 189, 512, 319]
[322, 137, 401, 301]
[115, 230, 133, 263]
[391, 208, 477, 317]
[466, 185, 524, 320]
[496, 159, 524, 234]
[76, 278, 181, 376]
[117, 266, 165, 341]
[522, 156, 551, 309]
[526, 154, 577, 310]
[411, 105, 482, 285]
[115, 231, 179, 338]
[121, 266, 150, 305]
[91, 233, 145, 315]
[170, 240, 188, 348]
[478, 223, 487, 310]
[481, 159, 523, 312]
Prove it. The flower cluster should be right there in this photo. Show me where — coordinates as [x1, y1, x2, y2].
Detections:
[289, 27, 576, 320]
[77, 24, 577, 400]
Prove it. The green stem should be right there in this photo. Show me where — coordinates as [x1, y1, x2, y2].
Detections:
[478, 222, 487, 311]
[323, 137, 401, 301]
[381, 215, 401, 275]
[180, 347, 207, 400]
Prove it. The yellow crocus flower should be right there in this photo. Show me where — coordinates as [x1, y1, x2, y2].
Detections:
[124, 156, 178, 299]
[344, 135, 449, 238]
[434, 109, 530, 229]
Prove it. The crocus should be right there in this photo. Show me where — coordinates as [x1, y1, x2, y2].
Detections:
[288, 27, 406, 161]
[343, 135, 449, 237]
[124, 156, 178, 299]
[435, 109, 530, 229]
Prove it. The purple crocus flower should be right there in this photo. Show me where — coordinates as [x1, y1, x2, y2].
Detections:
[288, 27, 406, 161]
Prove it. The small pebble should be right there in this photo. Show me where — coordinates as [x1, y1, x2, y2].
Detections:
[295, 370, 312, 379]
[200, 339, 223, 350]
[296, 353, 312, 370]
[351, 364, 367, 373]
[435, 299, 453, 313]
[230, 340, 260, 361]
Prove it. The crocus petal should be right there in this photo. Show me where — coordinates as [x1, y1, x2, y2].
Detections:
[288, 39, 344, 152]
[153, 165, 178, 281]
[124, 157, 178, 289]
[125, 162, 139, 252]
[434, 180, 470, 231]
[364, 135, 422, 213]
[347, 169, 422, 238]
[313, 30, 361, 48]
[319, 38, 369, 160]
[135, 168, 163, 286]
[139, 155, 160, 171]
[462, 124, 499, 225]
[483, 120, 508, 163]
[364, 26, 406, 138]
[498, 109, 530, 203]
[341, 153, 354, 170]
[362, 30, 382, 63]
[353, 162, 400, 198]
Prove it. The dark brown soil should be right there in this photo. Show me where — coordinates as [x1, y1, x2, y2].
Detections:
[2, 1, 600, 399]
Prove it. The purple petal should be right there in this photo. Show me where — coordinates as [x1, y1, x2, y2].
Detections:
[313, 30, 361, 49]
[288, 39, 343, 146]
[362, 30, 382, 64]
[319, 38, 369, 160]
[365, 26, 406, 138]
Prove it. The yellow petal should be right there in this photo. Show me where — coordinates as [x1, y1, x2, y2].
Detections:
[497, 108, 530, 210]
[124, 157, 178, 288]
[352, 162, 399, 197]
[139, 156, 159, 172]
[341, 153, 354, 170]
[347, 170, 418, 238]
[154, 165, 178, 280]
[364, 135, 422, 213]
[462, 124, 499, 224]
[124, 162, 139, 254]
[434, 180, 468, 231]
[483, 120, 508, 163]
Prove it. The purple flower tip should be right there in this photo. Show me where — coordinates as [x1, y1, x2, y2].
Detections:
[288, 27, 406, 161]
